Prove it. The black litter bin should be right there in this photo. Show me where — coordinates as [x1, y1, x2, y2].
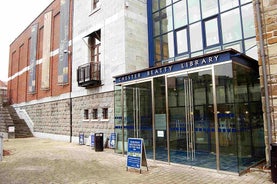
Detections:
[79, 132, 85, 145]
[95, 133, 104, 152]
[271, 143, 277, 183]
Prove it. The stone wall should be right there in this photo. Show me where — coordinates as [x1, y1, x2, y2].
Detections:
[21, 90, 114, 140]
[71, 91, 114, 138]
[254, 0, 277, 164]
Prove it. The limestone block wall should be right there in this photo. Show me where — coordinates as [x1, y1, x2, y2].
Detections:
[71, 91, 114, 138]
[23, 99, 71, 136]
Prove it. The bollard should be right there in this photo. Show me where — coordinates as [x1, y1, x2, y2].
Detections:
[0, 134, 3, 161]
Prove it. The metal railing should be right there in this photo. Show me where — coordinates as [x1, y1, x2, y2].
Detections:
[77, 62, 101, 87]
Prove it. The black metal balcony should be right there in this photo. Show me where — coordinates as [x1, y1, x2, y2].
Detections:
[77, 62, 101, 88]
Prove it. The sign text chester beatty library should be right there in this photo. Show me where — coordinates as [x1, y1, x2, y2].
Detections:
[115, 52, 229, 84]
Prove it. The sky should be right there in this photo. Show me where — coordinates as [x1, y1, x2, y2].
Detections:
[0, 0, 53, 82]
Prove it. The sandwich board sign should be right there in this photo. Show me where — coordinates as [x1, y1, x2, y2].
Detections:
[126, 138, 148, 173]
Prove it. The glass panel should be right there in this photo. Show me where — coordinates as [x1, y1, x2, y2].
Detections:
[173, 1, 187, 28]
[215, 63, 265, 173]
[245, 38, 258, 60]
[154, 37, 162, 62]
[161, 6, 173, 33]
[152, 0, 159, 12]
[232, 63, 265, 172]
[153, 12, 160, 36]
[114, 85, 125, 154]
[220, 0, 238, 12]
[188, 0, 201, 23]
[190, 22, 203, 52]
[154, 77, 168, 162]
[223, 42, 242, 52]
[204, 18, 219, 46]
[201, 0, 218, 18]
[241, 0, 252, 5]
[168, 69, 216, 169]
[241, 4, 255, 38]
[221, 9, 242, 44]
[160, 0, 172, 9]
[162, 32, 174, 59]
[176, 28, 188, 54]
[215, 63, 238, 172]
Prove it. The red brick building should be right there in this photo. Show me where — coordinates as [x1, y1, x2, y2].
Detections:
[8, 0, 73, 104]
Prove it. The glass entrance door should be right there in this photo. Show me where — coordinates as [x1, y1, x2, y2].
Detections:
[123, 82, 153, 156]
[167, 68, 216, 169]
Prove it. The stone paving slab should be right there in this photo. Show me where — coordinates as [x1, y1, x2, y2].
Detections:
[0, 138, 273, 184]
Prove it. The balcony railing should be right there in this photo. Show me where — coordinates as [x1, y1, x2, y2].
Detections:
[77, 62, 101, 88]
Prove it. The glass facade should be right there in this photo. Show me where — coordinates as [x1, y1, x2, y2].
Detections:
[113, 0, 264, 174]
[150, 0, 257, 66]
[114, 51, 265, 173]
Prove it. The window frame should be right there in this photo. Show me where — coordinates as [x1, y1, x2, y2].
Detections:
[102, 108, 108, 120]
[202, 16, 222, 49]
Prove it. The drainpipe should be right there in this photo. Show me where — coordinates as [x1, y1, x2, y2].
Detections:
[255, 0, 272, 166]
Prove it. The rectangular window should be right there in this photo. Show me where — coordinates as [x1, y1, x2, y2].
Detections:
[201, 0, 218, 18]
[92, 109, 98, 119]
[220, 0, 238, 12]
[84, 109, 89, 120]
[176, 28, 188, 54]
[161, 6, 173, 34]
[162, 32, 174, 60]
[221, 9, 242, 44]
[89, 30, 101, 63]
[241, 4, 255, 38]
[173, 1, 187, 29]
[188, 0, 200, 23]
[190, 22, 203, 52]
[204, 17, 220, 47]
[102, 108, 108, 119]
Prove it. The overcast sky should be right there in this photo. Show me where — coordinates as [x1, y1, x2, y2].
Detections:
[0, 0, 53, 82]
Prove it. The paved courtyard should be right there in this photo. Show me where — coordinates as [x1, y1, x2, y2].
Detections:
[0, 138, 272, 184]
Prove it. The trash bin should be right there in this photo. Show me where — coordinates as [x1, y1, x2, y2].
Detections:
[271, 143, 277, 183]
[0, 135, 3, 161]
[79, 132, 85, 145]
[95, 133, 104, 152]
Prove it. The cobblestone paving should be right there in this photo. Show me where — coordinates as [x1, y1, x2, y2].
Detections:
[0, 138, 272, 184]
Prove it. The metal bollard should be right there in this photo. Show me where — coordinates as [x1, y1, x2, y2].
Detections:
[0, 134, 3, 161]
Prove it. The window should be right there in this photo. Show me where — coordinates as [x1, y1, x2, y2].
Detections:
[173, 1, 187, 29]
[204, 17, 220, 47]
[84, 109, 89, 120]
[176, 28, 188, 54]
[89, 30, 101, 63]
[92, 0, 101, 10]
[92, 108, 98, 119]
[102, 108, 108, 119]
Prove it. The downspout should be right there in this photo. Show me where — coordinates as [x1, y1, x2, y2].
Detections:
[69, 0, 74, 143]
[255, 0, 272, 166]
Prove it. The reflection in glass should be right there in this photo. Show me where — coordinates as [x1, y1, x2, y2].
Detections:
[161, 6, 173, 33]
[160, 0, 172, 9]
[190, 22, 203, 52]
[220, 0, 238, 12]
[201, 0, 218, 18]
[152, 0, 159, 12]
[188, 0, 201, 23]
[176, 28, 188, 54]
[241, 4, 255, 38]
[162, 32, 174, 60]
[153, 12, 160, 36]
[245, 38, 258, 60]
[204, 18, 219, 46]
[154, 37, 162, 62]
[173, 1, 187, 28]
[221, 9, 242, 43]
